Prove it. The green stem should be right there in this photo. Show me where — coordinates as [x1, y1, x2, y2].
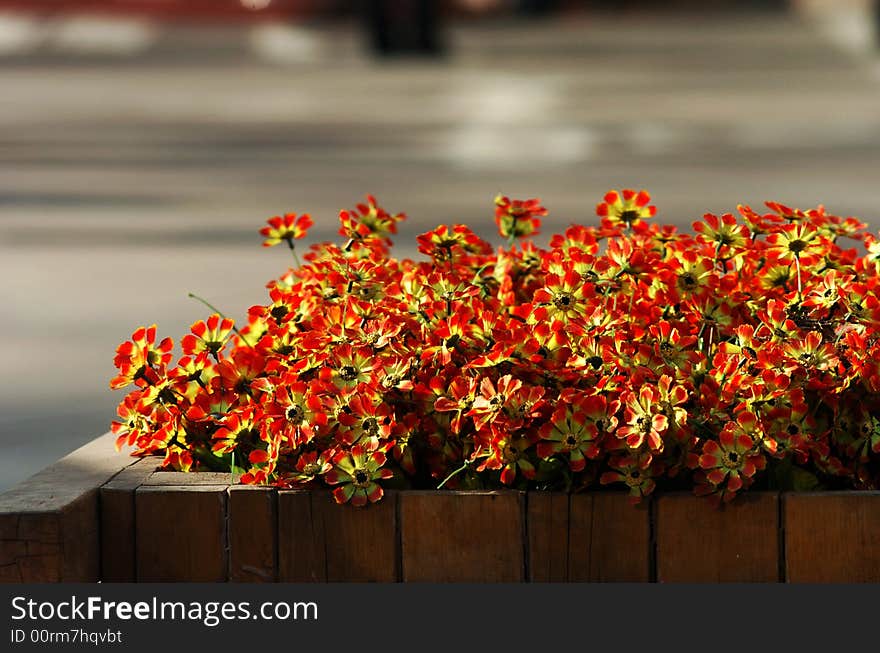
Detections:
[187, 292, 252, 346]
[286, 239, 302, 268]
[437, 460, 470, 490]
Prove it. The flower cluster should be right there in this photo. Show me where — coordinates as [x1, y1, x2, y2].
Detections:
[110, 190, 880, 505]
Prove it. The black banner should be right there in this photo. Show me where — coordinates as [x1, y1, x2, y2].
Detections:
[2, 583, 876, 651]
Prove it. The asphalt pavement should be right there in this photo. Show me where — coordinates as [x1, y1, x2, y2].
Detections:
[2, 11, 880, 490]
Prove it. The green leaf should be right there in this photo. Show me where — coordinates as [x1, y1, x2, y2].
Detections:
[771, 458, 820, 492]
[789, 466, 821, 492]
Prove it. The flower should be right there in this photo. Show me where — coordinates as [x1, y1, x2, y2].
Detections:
[109, 189, 880, 504]
[765, 221, 827, 267]
[338, 194, 405, 252]
[617, 386, 669, 452]
[532, 268, 593, 324]
[696, 413, 766, 501]
[110, 325, 173, 389]
[600, 453, 656, 501]
[596, 189, 655, 230]
[494, 195, 546, 240]
[538, 394, 606, 472]
[416, 224, 491, 263]
[325, 441, 393, 506]
[282, 450, 334, 487]
[181, 314, 236, 358]
[693, 212, 749, 253]
[260, 213, 313, 247]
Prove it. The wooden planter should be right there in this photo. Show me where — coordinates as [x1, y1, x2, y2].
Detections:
[2, 433, 879, 582]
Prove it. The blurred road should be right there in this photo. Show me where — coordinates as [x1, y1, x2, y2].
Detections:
[2, 11, 880, 490]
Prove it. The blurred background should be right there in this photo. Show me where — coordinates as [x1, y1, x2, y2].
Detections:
[2, 0, 879, 490]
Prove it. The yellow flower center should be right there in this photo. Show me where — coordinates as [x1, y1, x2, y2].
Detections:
[553, 292, 573, 309]
[723, 451, 741, 469]
[302, 462, 321, 476]
[352, 468, 371, 488]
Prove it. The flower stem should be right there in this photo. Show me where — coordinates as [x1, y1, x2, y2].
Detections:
[437, 460, 469, 489]
[187, 292, 252, 346]
[287, 239, 302, 268]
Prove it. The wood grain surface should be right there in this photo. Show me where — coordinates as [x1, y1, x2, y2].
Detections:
[656, 492, 779, 582]
[400, 491, 525, 582]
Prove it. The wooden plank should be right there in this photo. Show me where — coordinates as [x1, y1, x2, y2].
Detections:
[527, 493, 569, 582]
[142, 471, 238, 486]
[0, 432, 141, 582]
[589, 494, 651, 581]
[135, 485, 228, 582]
[99, 457, 161, 582]
[568, 493, 651, 581]
[313, 491, 398, 582]
[277, 491, 398, 582]
[228, 487, 277, 582]
[567, 493, 593, 581]
[0, 513, 61, 582]
[400, 491, 524, 582]
[785, 492, 880, 582]
[277, 491, 326, 582]
[656, 492, 779, 582]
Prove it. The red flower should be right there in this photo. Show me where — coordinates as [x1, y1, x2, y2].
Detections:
[538, 395, 605, 472]
[110, 325, 173, 389]
[181, 314, 236, 358]
[697, 413, 766, 501]
[617, 385, 669, 452]
[693, 212, 749, 253]
[596, 189, 655, 231]
[600, 452, 656, 501]
[260, 213, 313, 247]
[281, 450, 334, 487]
[338, 195, 405, 251]
[467, 375, 523, 431]
[337, 394, 394, 445]
[494, 195, 546, 241]
[325, 441, 393, 507]
[109, 188, 880, 501]
[477, 432, 536, 485]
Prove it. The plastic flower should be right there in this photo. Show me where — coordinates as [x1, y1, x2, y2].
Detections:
[211, 406, 264, 456]
[111, 391, 150, 450]
[532, 268, 593, 324]
[260, 213, 313, 247]
[108, 188, 880, 500]
[181, 314, 236, 358]
[765, 222, 826, 266]
[110, 325, 173, 389]
[782, 331, 840, 374]
[697, 413, 766, 500]
[478, 433, 536, 485]
[283, 450, 334, 486]
[600, 453, 656, 501]
[693, 212, 749, 253]
[538, 398, 603, 472]
[325, 441, 393, 506]
[617, 386, 669, 452]
[322, 344, 378, 389]
[337, 394, 394, 445]
[596, 189, 656, 230]
[338, 195, 405, 251]
[416, 224, 491, 263]
[494, 195, 546, 241]
[266, 378, 328, 447]
[467, 375, 523, 431]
